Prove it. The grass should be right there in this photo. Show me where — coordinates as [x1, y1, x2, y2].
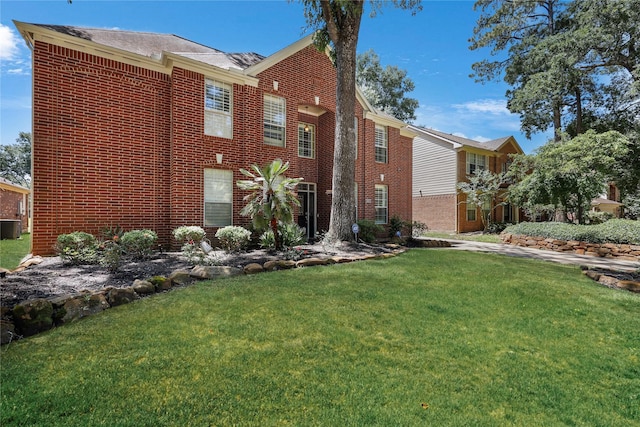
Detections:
[0, 233, 31, 270]
[422, 231, 502, 243]
[1, 250, 639, 426]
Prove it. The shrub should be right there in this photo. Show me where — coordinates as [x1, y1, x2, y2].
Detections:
[486, 222, 511, 234]
[55, 232, 99, 264]
[410, 220, 428, 238]
[356, 219, 383, 243]
[503, 220, 640, 245]
[585, 211, 613, 225]
[172, 226, 206, 244]
[180, 242, 219, 266]
[99, 240, 123, 272]
[389, 215, 409, 238]
[215, 226, 252, 252]
[260, 223, 306, 249]
[120, 229, 158, 259]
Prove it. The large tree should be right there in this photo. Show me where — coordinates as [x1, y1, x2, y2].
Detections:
[356, 49, 419, 122]
[507, 131, 630, 223]
[469, 0, 639, 141]
[0, 132, 31, 187]
[298, 0, 421, 243]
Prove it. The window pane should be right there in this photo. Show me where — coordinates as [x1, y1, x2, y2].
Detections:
[204, 169, 233, 226]
[375, 125, 387, 163]
[264, 94, 286, 146]
[375, 185, 388, 224]
[204, 79, 232, 139]
[298, 123, 315, 158]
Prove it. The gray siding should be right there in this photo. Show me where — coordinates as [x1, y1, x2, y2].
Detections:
[412, 135, 457, 197]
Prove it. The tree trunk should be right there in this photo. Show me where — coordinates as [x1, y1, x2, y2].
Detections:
[324, 1, 363, 243]
[575, 87, 583, 135]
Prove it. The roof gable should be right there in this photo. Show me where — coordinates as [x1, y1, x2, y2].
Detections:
[410, 126, 522, 155]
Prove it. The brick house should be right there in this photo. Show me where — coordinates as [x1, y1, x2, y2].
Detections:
[15, 21, 415, 255]
[411, 127, 524, 233]
[0, 178, 30, 236]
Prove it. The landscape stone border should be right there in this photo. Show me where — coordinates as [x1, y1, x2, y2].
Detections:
[1, 246, 407, 345]
[501, 233, 640, 262]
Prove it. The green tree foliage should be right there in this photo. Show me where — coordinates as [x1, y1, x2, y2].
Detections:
[296, 0, 421, 243]
[0, 132, 31, 187]
[457, 169, 504, 231]
[356, 49, 419, 122]
[237, 159, 303, 251]
[507, 131, 630, 224]
[469, 0, 639, 141]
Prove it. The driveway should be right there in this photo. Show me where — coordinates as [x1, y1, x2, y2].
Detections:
[419, 238, 640, 273]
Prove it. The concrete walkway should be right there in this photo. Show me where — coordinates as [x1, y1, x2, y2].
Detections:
[418, 238, 640, 273]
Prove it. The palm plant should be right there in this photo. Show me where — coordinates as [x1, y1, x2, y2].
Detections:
[237, 159, 303, 250]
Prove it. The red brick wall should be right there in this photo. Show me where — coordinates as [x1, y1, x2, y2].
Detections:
[0, 188, 29, 232]
[31, 41, 413, 253]
[413, 194, 456, 232]
[31, 41, 171, 254]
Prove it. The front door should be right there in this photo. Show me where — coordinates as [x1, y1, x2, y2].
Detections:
[297, 183, 316, 241]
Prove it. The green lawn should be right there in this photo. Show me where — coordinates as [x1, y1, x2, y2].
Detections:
[422, 231, 502, 243]
[1, 250, 638, 426]
[0, 233, 31, 270]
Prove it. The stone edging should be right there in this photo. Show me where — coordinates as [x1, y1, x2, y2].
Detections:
[582, 269, 640, 293]
[1, 247, 407, 345]
[500, 233, 640, 262]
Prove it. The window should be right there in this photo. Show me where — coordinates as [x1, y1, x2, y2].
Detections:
[467, 203, 477, 221]
[204, 79, 232, 139]
[466, 152, 486, 175]
[375, 184, 388, 224]
[264, 94, 286, 146]
[204, 169, 233, 227]
[298, 123, 315, 158]
[375, 124, 388, 163]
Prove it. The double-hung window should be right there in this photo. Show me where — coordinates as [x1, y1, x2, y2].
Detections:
[466, 152, 486, 175]
[204, 79, 232, 139]
[375, 184, 388, 224]
[204, 169, 233, 227]
[467, 203, 477, 222]
[298, 123, 315, 158]
[375, 124, 388, 163]
[264, 94, 286, 146]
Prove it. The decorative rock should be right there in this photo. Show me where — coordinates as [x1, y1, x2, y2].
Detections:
[190, 265, 243, 280]
[296, 257, 329, 267]
[263, 260, 296, 271]
[12, 298, 54, 337]
[617, 280, 640, 293]
[107, 288, 138, 307]
[330, 256, 353, 264]
[598, 275, 619, 287]
[244, 263, 264, 274]
[0, 319, 16, 345]
[168, 270, 194, 286]
[20, 256, 44, 268]
[583, 270, 601, 281]
[132, 279, 156, 295]
[61, 293, 110, 323]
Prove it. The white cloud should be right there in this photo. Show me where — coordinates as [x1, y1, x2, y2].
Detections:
[0, 24, 20, 61]
[453, 98, 510, 116]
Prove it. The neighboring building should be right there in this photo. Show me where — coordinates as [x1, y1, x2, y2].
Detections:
[411, 127, 524, 233]
[0, 177, 30, 236]
[15, 21, 415, 255]
[591, 183, 623, 218]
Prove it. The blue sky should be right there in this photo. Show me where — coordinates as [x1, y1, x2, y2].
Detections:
[0, 0, 552, 153]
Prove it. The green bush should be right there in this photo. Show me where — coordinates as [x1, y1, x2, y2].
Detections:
[215, 226, 252, 252]
[260, 223, 306, 249]
[356, 219, 383, 243]
[503, 220, 640, 245]
[410, 220, 429, 238]
[389, 215, 410, 238]
[120, 229, 158, 259]
[55, 232, 99, 264]
[486, 222, 512, 234]
[172, 226, 206, 244]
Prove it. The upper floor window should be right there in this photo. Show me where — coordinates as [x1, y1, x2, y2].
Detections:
[204, 79, 232, 139]
[375, 124, 388, 163]
[298, 123, 316, 158]
[264, 94, 286, 146]
[466, 152, 486, 175]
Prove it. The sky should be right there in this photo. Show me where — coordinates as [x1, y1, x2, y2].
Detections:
[0, 0, 552, 154]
